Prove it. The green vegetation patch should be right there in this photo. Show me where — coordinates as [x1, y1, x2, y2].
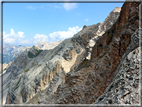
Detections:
[28, 46, 43, 58]
[133, 50, 136, 54]
[24, 69, 29, 72]
[6, 82, 11, 88]
[14, 77, 21, 91]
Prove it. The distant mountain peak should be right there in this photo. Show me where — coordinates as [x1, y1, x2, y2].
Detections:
[113, 7, 121, 12]
[35, 41, 62, 50]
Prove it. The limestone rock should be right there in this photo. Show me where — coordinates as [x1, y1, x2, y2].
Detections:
[3, 1, 140, 105]
[35, 2, 139, 105]
[26, 6, 120, 104]
[35, 41, 62, 50]
[93, 37, 140, 104]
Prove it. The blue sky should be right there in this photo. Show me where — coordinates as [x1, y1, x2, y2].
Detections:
[3, 2, 124, 46]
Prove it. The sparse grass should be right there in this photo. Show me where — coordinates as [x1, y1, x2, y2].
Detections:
[24, 69, 29, 72]
[14, 77, 21, 91]
[28, 46, 43, 58]
[6, 82, 11, 88]
[38, 64, 41, 67]
[133, 51, 136, 54]
[74, 58, 89, 72]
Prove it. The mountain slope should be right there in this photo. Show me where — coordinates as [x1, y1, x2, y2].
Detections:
[4, 1, 140, 105]
[2, 41, 62, 64]
[1, 41, 62, 104]
[4, 7, 121, 104]
[31, 1, 139, 105]
[93, 29, 140, 104]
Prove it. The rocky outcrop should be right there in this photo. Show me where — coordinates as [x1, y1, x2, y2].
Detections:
[4, 1, 140, 105]
[34, 2, 140, 105]
[1, 41, 62, 105]
[0, 63, 8, 74]
[73, 7, 121, 60]
[93, 29, 140, 104]
[26, 7, 121, 105]
[4, 5, 120, 105]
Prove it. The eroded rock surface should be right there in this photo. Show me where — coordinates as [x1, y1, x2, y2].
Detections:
[35, 2, 140, 105]
[93, 29, 140, 105]
[4, 1, 140, 105]
[5, 7, 119, 105]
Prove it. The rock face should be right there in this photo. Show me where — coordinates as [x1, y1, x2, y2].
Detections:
[4, 1, 140, 105]
[31, 2, 139, 105]
[93, 29, 140, 104]
[4, 6, 120, 105]
[0, 63, 8, 74]
[1, 41, 61, 104]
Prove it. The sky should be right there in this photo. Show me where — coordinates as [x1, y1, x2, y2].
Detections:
[3, 2, 124, 46]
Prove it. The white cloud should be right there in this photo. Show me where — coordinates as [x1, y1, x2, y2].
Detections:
[3, 29, 26, 44]
[20, 39, 31, 44]
[63, 3, 77, 10]
[85, 18, 89, 21]
[3, 26, 82, 45]
[18, 31, 25, 38]
[4, 38, 16, 44]
[49, 26, 82, 42]
[10, 29, 15, 35]
[33, 34, 48, 44]
[27, 6, 36, 10]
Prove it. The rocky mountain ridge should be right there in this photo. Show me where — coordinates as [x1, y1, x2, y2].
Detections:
[35, 41, 62, 50]
[93, 29, 140, 104]
[2, 1, 141, 106]
[4, 6, 121, 105]
[2, 41, 62, 64]
[28, 3, 140, 104]
[35, 2, 140, 105]
[0, 40, 62, 104]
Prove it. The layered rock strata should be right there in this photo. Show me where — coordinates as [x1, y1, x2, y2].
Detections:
[36, 2, 140, 105]
[4, 1, 140, 105]
[5, 7, 121, 104]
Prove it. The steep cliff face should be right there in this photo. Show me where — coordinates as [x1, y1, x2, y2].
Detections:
[4, 1, 140, 105]
[26, 8, 122, 105]
[4, 7, 120, 104]
[93, 29, 140, 104]
[34, 2, 139, 104]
